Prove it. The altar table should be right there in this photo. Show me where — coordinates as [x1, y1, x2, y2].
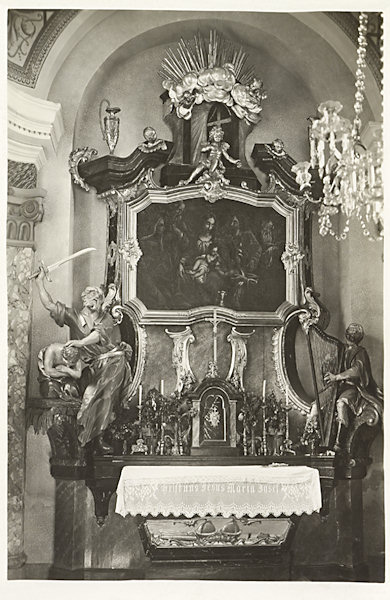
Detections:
[115, 465, 322, 518]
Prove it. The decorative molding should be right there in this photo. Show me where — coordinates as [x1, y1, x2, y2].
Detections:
[7, 186, 46, 246]
[8, 83, 64, 167]
[226, 327, 255, 391]
[271, 320, 309, 415]
[165, 327, 197, 393]
[8, 10, 79, 88]
[8, 139, 47, 170]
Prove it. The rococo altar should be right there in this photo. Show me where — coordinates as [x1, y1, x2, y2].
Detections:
[25, 30, 383, 581]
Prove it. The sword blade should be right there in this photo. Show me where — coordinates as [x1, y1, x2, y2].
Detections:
[29, 247, 96, 280]
[47, 247, 96, 272]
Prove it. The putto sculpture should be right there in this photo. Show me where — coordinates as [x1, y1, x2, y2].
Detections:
[179, 125, 241, 186]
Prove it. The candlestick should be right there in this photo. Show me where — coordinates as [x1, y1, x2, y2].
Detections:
[285, 405, 289, 441]
[138, 384, 143, 438]
[243, 421, 248, 456]
[213, 308, 217, 364]
[262, 380, 267, 456]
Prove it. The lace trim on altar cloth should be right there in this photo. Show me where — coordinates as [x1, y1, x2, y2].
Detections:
[115, 465, 322, 518]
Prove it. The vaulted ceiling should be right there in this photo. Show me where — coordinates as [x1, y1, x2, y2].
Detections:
[8, 9, 382, 91]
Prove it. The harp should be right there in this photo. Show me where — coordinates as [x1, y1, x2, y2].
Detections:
[274, 303, 344, 449]
[305, 324, 344, 446]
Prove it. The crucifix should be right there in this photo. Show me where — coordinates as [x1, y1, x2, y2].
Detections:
[207, 105, 232, 134]
[205, 308, 223, 370]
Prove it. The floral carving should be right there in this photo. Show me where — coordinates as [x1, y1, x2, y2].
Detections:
[281, 243, 305, 274]
[118, 238, 143, 270]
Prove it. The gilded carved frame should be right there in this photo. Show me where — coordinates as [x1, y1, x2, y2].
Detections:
[120, 185, 305, 326]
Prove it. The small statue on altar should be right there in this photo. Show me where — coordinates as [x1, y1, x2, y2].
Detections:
[179, 125, 241, 186]
[37, 342, 82, 400]
[137, 126, 167, 153]
[34, 267, 133, 455]
[323, 323, 383, 451]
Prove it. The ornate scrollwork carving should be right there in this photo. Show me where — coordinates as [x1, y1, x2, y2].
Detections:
[298, 287, 322, 334]
[281, 243, 305, 274]
[69, 147, 98, 191]
[118, 238, 143, 270]
[139, 168, 161, 190]
[226, 327, 255, 391]
[165, 327, 197, 393]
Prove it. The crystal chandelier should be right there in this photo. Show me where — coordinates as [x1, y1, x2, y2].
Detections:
[298, 14, 383, 241]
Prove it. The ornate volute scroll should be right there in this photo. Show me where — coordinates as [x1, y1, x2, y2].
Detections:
[298, 286, 322, 333]
[226, 327, 255, 391]
[68, 147, 98, 191]
[165, 327, 197, 393]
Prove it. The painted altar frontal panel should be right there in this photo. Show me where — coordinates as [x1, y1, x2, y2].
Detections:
[122, 189, 301, 325]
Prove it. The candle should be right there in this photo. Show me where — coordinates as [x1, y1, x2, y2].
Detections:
[262, 379, 267, 455]
[160, 379, 164, 396]
[138, 384, 142, 408]
[285, 386, 289, 441]
[213, 308, 217, 364]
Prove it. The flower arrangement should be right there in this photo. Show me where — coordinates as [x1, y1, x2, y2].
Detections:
[140, 388, 197, 455]
[160, 31, 267, 124]
[300, 417, 321, 454]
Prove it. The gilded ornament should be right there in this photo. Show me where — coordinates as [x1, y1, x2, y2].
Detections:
[68, 147, 98, 191]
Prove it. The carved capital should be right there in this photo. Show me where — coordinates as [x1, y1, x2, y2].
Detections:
[7, 186, 46, 246]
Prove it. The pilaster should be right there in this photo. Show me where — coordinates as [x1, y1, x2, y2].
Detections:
[7, 185, 46, 568]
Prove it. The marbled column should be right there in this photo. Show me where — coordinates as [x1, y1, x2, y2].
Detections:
[7, 184, 45, 568]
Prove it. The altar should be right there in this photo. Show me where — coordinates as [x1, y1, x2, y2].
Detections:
[20, 23, 383, 583]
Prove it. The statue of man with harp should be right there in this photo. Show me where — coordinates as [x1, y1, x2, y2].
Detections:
[307, 323, 383, 451]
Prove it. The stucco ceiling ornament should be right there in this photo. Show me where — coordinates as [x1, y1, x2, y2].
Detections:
[160, 30, 267, 125]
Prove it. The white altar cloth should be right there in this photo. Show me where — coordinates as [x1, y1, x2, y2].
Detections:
[115, 465, 322, 518]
